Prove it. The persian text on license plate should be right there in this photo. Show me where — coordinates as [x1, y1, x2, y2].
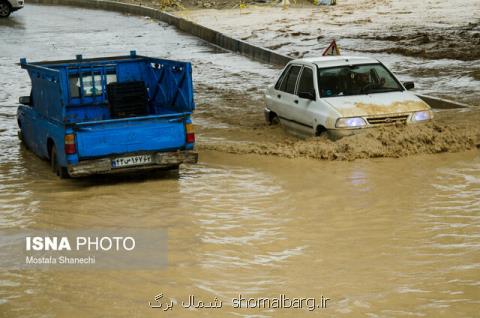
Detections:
[112, 154, 152, 168]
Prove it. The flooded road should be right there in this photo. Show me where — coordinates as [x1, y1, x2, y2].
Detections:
[1, 4, 480, 318]
[182, 0, 480, 105]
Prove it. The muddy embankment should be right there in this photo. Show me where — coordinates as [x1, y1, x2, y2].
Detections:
[194, 84, 480, 161]
[349, 21, 480, 62]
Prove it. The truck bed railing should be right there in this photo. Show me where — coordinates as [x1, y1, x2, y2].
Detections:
[71, 112, 191, 128]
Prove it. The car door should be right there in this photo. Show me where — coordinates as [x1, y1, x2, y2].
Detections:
[276, 64, 302, 124]
[266, 64, 290, 115]
[293, 66, 317, 130]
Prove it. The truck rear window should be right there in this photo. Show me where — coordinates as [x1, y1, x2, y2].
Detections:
[69, 72, 117, 98]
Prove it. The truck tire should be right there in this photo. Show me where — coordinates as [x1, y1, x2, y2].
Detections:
[50, 145, 69, 179]
[17, 130, 24, 142]
[0, 1, 11, 18]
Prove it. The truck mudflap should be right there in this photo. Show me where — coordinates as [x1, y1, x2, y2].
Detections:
[67, 150, 198, 177]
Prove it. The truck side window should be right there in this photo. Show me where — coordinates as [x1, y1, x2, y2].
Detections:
[297, 67, 315, 96]
[280, 65, 301, 95]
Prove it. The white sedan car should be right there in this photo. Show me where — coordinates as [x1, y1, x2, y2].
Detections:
[264, 56, 433, 139]
[0, 0, 24, 18]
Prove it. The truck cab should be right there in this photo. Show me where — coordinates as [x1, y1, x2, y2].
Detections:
[17, 51, 198, 178]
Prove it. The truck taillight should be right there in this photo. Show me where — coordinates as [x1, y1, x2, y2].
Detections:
[186, 123, 195, 144]
[64, 134, 76, 154]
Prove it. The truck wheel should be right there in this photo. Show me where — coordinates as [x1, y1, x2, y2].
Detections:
[0, 1, 11, 18]
[50, 145, 69, 179]
[169, 164, 180, 171]
[17, 130, 24, 142]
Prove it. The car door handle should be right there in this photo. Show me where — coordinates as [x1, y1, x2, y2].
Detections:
[294, 100, 298, 104]
[277, 94, 281, 99]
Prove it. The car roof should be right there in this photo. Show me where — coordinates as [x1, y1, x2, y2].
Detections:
[291, 56, 379, 68]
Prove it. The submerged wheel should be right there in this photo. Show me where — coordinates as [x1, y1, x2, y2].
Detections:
[315, 125, 327, 137]
[50, 145, 69, 179]
[0, 1, 11, 18]
[268, 112, 280, 125]
[17, 130, 23, 142]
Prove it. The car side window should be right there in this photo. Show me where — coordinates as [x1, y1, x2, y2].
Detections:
[297, 67, 315, 96]
[275, 66, 291, 90]
[280, 65, 301, 94]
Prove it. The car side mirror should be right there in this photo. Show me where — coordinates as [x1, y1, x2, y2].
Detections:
[403, 81, 414, 90]
[298, 91, 316, 101]
[19, 96, 31, 106]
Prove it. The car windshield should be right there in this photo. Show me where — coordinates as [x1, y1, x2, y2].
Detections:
[317, 63, 403, 98]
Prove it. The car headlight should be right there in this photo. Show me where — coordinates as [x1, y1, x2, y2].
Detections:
[412, 110, 433, 122]
[335, 117, 367, 128]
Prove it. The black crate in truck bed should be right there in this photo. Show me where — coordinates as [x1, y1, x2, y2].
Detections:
[107, 81, 149, 118]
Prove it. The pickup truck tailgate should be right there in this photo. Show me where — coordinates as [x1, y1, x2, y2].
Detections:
[74, 114, 187, 159]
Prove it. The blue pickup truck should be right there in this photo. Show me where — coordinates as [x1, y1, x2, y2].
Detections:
[17, 51, 198, 178]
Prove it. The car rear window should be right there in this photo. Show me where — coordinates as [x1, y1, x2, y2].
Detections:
[275, 66, 290, 90]
[280, 65, 301, 94]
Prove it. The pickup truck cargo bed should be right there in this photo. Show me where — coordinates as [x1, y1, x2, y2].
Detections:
[17, 51, 198, 178]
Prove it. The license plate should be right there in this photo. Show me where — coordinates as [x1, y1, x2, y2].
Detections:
[111, 154, 152, 168]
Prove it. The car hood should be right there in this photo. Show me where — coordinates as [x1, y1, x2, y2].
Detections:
[322, 91, 431, 117]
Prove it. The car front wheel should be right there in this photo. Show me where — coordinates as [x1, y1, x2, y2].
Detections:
[0, 1, 11, 18]
[270, 114, 280, 125]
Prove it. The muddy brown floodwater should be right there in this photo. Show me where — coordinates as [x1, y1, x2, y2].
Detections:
[1, 4, 480, 318]
[181, 0, 480, 105]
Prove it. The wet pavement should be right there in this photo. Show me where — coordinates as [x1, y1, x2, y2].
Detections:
[1, 4, 480, 318]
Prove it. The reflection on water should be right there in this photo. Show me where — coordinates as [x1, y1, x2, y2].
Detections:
[3, 150, 479, 318]
[0, 4, 479, 318]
